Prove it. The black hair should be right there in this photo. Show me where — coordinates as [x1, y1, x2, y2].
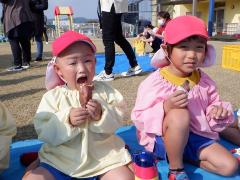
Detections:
[157, 11, 171, 20]
[145, 24, 154, 29]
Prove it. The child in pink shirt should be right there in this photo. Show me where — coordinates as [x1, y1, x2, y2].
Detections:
[131, 16, 238, 180]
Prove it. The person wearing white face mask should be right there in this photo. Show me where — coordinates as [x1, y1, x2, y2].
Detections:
[147, 11, 171, 44]
[138, 11, 171, 54]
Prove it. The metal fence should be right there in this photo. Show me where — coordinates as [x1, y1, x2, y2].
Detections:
[47, 22, 136, 40]
[213, 23, 240, 35]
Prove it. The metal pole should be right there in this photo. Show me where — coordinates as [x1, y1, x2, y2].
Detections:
[192, 0, 198, 16]
[208, 0, 215, 36]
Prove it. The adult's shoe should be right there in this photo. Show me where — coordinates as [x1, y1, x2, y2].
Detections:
[7, 65, 23, 72]
[22, 63, 30, 69]
[121, 65, 143, 77]
[94, 71, 114, 81]
[35, 57, 42, 62]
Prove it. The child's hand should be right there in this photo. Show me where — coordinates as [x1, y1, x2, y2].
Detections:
[164, 90, 188, 113]
[86, 99, 102, 121]
[69, 107, 90, 126]
[209, 105, 231, 120]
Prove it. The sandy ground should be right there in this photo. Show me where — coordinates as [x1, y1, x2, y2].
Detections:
[0, 39, 240, 141]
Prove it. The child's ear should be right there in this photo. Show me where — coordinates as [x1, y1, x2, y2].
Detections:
[53, 63, 64, 80]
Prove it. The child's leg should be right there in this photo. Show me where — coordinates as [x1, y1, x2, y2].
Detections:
[22, 166, 55, 180]
[220, 127, 240, 146]
[220, 119, 240, 146]
[162, 108, 190, 170]
[199, 142, 238, 176]
[100, 164, 134, 180]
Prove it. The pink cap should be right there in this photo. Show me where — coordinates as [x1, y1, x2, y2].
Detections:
[52, 31, 96, 56]
[164, 15, 209, 44]
[46, 31, 96, 90]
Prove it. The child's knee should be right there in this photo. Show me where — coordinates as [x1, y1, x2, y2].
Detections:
[218, 158, 238, 176]
[22, 167, 55, 180]
[166, 109, 190, 129]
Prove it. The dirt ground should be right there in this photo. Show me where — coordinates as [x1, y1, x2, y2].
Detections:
[0, 39, 240, 141]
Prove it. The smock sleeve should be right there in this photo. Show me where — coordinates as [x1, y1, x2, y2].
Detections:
[0, 102, 16, 172]
[34, 89, 81, 146]
[131, 71, 170, 151]
[204, 74, 234, 132]
[89, 82, 127, 134]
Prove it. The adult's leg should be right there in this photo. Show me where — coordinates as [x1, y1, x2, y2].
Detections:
[43, 27, 48, 42]
[102, 10, 115, 75]
[151, 38, 162, 53]
[114, 14, 138, 68]
[35, 35, 43, 59]
[19, 36, 32, 64]
[8, 37, 22, 66]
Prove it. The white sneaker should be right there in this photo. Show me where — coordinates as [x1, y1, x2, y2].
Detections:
[94, 71, 114, 81]
[121, 65, 143, 77]
[7, 66, 23, 72]
[22, 63, 30, 69]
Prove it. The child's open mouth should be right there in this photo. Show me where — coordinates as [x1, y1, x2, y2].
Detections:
[77, 76, 88, 84]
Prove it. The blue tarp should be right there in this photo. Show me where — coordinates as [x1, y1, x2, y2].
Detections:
[1, 126, 240, 179]
[95, 53, 155, 75]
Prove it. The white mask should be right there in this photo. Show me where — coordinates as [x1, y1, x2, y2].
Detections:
[158, 19, 165, 26]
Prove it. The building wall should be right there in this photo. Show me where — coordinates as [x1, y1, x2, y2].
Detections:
[225, 0, 240, 23]
[152, 0, 158, 26]
[170, 0, 240, 24]
[151, 0, 240, 35]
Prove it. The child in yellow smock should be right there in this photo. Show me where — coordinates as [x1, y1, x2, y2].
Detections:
[0, 101, 16, 173]
[23, 31, 133, 180]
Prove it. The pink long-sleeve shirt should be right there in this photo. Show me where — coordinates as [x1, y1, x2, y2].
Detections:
[131, 69, 234, 152]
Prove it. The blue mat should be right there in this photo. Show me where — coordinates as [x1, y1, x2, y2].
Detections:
[116, 126, 240, 180]
[1, 125, 239, 179]
[95, 53, 155, 75]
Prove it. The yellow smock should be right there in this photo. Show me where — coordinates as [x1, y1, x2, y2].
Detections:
[34, 81, 131, 178]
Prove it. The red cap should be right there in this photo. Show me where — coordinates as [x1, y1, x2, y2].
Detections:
[164, 15, 209, 44]
[52, 31, 96, 56]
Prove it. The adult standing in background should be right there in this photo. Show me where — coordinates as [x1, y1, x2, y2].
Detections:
[1, 0, 34, 71]
[30, 0, 48, 62]
[95, 0, 142, 81]
[147, 11, 171, 44]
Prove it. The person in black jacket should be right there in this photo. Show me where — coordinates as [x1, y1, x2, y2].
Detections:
[1, 0, 34, 71]
[30, 0, 48, 61]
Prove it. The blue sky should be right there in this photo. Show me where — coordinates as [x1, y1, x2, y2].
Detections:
[0, 0, 98, 19]
[46, 0, 98, 19]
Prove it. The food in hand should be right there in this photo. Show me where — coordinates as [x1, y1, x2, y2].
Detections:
[177, 80, 190, 93]
[79, 83, 93, 108]
[181, 80, 190, 92]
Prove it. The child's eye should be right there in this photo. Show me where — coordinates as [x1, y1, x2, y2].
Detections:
[84, 59, 94, 63]
[69, 61, 76, 65]
[196, 46, 205, 49]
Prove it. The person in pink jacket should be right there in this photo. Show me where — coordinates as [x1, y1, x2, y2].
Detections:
[131, 16, 238, 180]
